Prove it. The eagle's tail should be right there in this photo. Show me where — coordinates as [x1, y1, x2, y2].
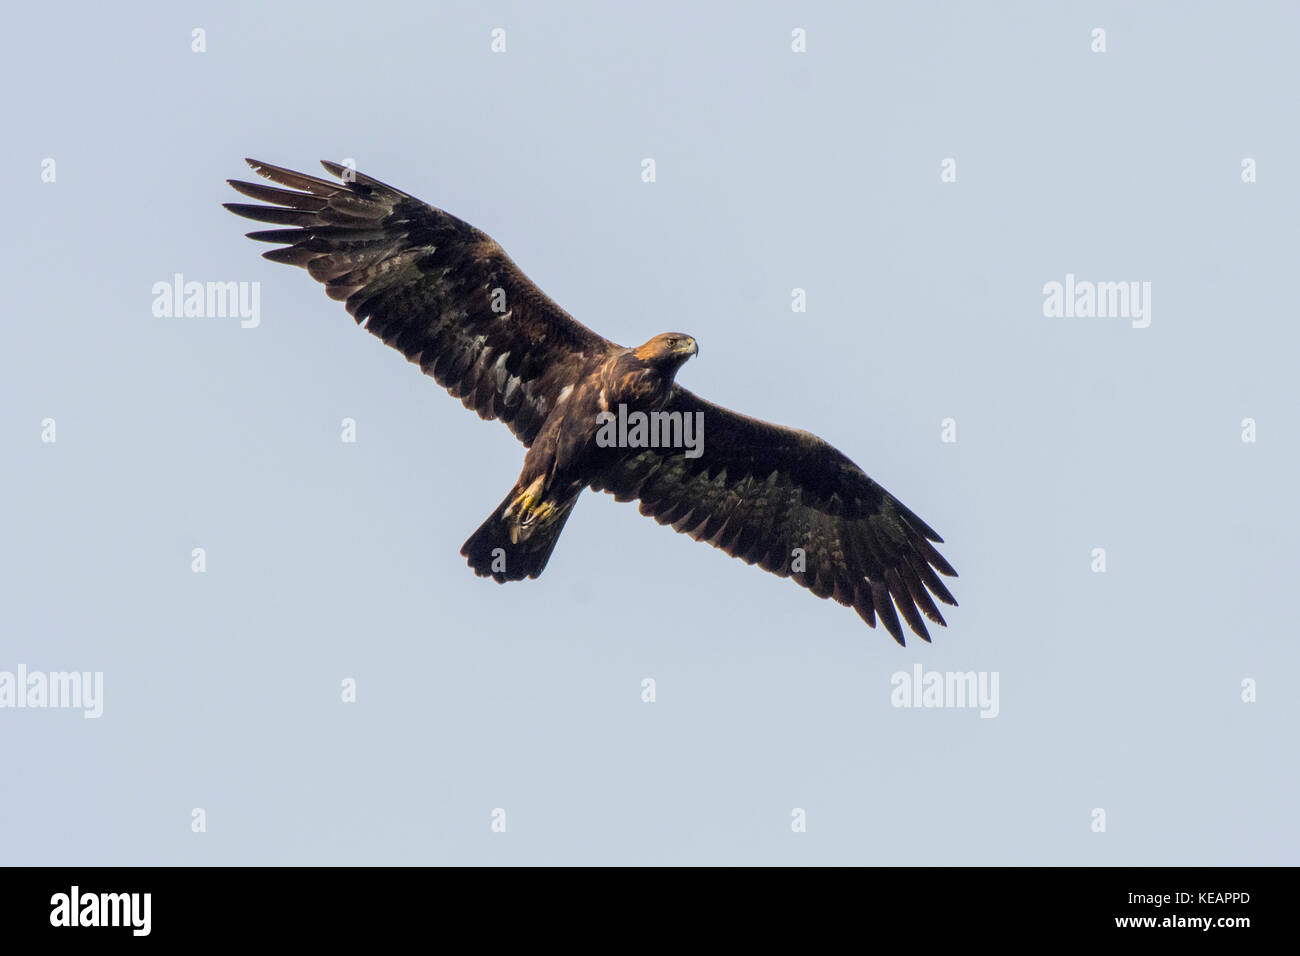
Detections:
[461, 485, 578, 582]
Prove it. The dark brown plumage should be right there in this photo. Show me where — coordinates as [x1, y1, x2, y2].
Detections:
[225, 159, 958, 644]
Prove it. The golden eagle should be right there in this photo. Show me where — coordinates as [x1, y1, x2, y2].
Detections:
[225, 160, 957, 644]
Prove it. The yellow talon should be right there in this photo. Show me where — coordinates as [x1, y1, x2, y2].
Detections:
[505, 477, 556, 543]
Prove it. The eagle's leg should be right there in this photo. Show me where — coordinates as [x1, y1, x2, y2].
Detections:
[502, 475, 559, 544]
[461, 478, 581, 582]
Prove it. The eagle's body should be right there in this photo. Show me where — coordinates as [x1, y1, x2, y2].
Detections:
[468, 333, 698, 579]
[226, 160, 958, 644]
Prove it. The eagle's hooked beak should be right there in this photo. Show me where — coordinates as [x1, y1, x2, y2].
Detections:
[678, 337, 699, 358]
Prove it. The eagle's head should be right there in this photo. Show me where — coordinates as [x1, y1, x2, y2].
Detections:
[634, 332, 699, 374]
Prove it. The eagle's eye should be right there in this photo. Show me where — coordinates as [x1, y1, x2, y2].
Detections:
[665, 337, 678, 348]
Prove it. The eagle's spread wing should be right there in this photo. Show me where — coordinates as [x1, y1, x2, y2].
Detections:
[588, 388, 958, 644]
[225, 159, 612, 446]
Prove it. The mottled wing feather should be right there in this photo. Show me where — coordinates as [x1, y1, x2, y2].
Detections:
[588, 388, 958, 644]
[226, 159, 613, 446]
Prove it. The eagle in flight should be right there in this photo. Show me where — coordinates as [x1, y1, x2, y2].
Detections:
[225, 160, 957, 644]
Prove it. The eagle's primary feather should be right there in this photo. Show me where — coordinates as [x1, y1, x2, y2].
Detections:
[226, 160, 958, 644]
